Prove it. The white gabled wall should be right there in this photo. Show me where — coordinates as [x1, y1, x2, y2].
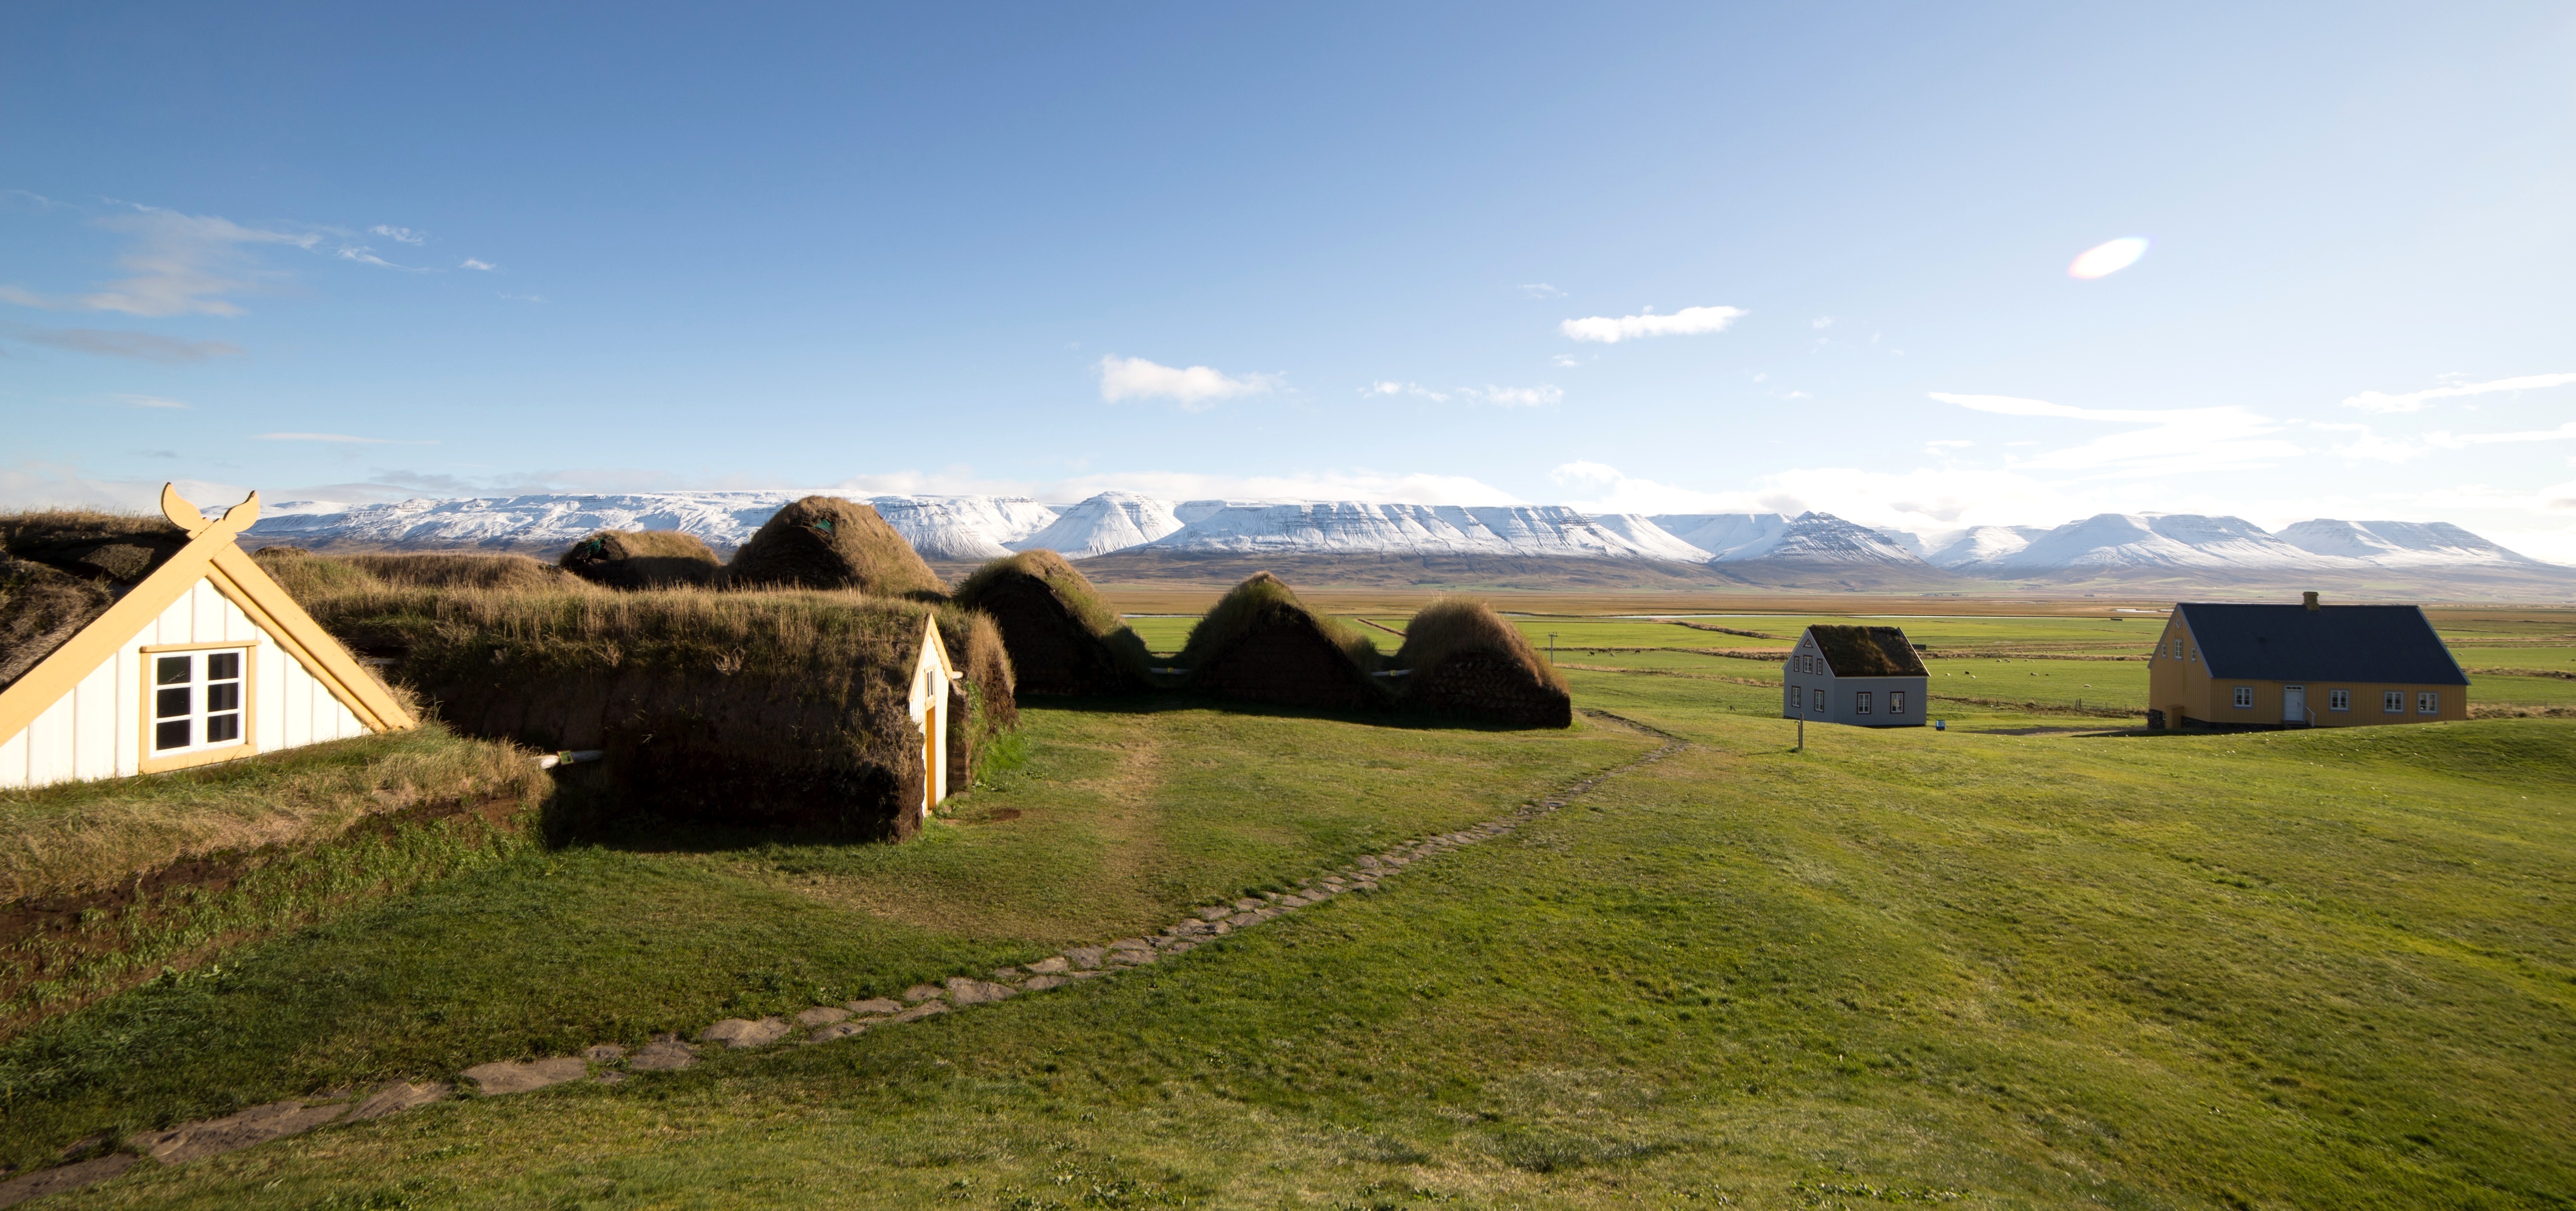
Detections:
[0, 577, 367, 790]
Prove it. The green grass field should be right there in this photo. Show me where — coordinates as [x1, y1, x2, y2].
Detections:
[7, 610, 2573, 1208]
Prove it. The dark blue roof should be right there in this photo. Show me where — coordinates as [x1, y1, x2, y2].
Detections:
[2176, 603, 2466, 685]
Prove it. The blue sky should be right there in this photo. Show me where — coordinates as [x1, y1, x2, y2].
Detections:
[6, 2, 2575, 556]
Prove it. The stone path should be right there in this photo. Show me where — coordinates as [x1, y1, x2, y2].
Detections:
[0, 716, 1682, 1207]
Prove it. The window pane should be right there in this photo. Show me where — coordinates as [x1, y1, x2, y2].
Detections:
[207, 651, 240, 680]
[156, 655, 191, 685]
[156, 686, 191, 719]
[1890, 692, 1906, 714]
[156, 718, 190, 750]
[206, 713, 240, 743]
[207, 682, 240, 712]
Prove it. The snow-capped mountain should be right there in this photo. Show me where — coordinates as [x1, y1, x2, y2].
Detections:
[1952, 513, 2336, 575]
[1924, 525, 2055, 569]
[1642, 512, 1926, 565]
[1011, 492, 1185, 558]
[243, 491, 1059, 559]
[2274, 519, 2548, 568]
[1141, 502, 1701, 560]
[235, 490, 2561, 582]
[1645, 514, 1793, 560]
[860, 495, 1057, 559]
[1586, 514, 1719, 562]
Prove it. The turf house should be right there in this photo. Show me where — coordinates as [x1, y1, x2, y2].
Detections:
[282, 549, 1006, 839]
[0, 487, 418, 789]
[2147, 594, 2469, 730]
[721, 495, 944, 597]
[558, 528, 723, 589]
[1390, 597, 1571, 727]
[1781, 623, 1929, 728]
[951, 550, 1150, 696]
[1178, 572, 1386, 711]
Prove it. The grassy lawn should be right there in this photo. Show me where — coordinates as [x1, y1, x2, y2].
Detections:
[0, 701, 1649, 1176]
[9, 607, 2574, 1208]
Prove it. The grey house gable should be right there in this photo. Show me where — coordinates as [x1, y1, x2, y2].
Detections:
[1781, 624, 1928, 728]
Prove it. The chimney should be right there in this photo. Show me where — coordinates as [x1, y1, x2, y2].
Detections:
[2302, 591, 2320, 611]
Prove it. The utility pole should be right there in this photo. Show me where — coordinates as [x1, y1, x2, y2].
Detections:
[1796, 714, 1804, 753]
[1548, 632, 1557, 664]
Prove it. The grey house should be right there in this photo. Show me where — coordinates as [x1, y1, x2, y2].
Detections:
[1782, 624, 1929, 728]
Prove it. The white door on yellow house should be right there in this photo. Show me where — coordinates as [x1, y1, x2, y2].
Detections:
[2283, 685, 2306, 725]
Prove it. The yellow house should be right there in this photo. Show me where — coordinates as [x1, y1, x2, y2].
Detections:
[0, 486, 415, 788]
[2147, 593, 2468, 730]
[905, 612, 962, 817]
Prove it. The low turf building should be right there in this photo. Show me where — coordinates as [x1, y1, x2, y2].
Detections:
[951, 550, 1151, 696]
[2148, 594, 2468, 729]
[1179, 572, 1386, 711]
[0, 487, 416, 788]
[1781, 624, 1928, 727]
[1391, 598, 1571, 727]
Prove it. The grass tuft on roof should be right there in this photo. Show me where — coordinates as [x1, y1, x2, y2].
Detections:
[1176, 572, 1386, 710]
[559, 529, 723, 590]
[723, 496, 943, 598]
[1391, 597, 1571, 727]
[952, 550, 1150, 694]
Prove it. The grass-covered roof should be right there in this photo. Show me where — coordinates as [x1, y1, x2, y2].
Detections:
[723, 496, 942, 597]
[559, 529, 723, 590]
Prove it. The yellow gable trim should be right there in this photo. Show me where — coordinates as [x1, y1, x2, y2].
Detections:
[0, 485, 415, 751]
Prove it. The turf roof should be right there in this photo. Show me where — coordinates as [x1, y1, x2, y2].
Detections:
[1807, 624, 1928, 677]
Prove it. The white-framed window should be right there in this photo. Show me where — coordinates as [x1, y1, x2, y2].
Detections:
[1889, 691, 1906, 714]
[2233, 686, 2254, 709]
[2384, 691, 2404, 713]
[2328, 689, 2350, 711]
[151, 648, 249, 755]
[1855, 691, 1873, 715]
[1790, 686, 1803, 708]
[2418, 692, 2438, 715]
[2170, 638, 2182, 659]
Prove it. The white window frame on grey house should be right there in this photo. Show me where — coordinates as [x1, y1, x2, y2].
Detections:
[1855, 691, 1872, 715]
[1790, 686, 1802, 708]
[1889, 691, 1906, 715]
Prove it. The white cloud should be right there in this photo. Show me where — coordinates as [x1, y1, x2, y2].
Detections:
[1095, 356, 1277, 410]
[1559, 304, 1746, 344]
[1811, 316, 1834, 329]
[1518, 283, 1563, 298]
[2324, 420, 2576, 462]
[105, 394, 188, 409]
[1369, 381, 1560, 407]
[0, 461, 247, 513]
[1930, 391, 2302, 476]
[1551, 354, 1587, 368]
[2341, 372, 2576, 414]
[0, 325, 241, 362]
[1, 206, 316, 317]
[461, 258, 497, 271]
[336, 246, 426, 271]
[1369, 381, 1448, 403]
[369, 225, 427, 245]
[256, 432, 436, 445]
[2068, 237, 2149, 280]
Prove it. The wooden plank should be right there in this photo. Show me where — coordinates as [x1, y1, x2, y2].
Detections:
[25, 692, 76, 788]
[71, 659, 116, 781]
